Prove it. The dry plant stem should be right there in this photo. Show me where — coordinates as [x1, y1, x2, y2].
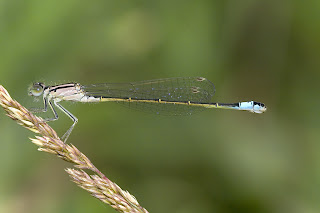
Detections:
[0, 85, 148, 213]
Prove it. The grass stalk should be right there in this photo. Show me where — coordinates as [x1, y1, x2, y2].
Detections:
[0, 85, 148, 213]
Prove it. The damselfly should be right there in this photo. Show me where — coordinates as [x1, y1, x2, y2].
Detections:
[28, 77, 266, 142]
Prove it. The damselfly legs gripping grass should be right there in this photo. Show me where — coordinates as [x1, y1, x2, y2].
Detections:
[28, 77, 267, 142]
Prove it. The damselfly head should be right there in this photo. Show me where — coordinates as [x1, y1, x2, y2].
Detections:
[29, 82, 45, 97]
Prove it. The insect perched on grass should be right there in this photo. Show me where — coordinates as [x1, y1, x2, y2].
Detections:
[29, 77, 266, 142]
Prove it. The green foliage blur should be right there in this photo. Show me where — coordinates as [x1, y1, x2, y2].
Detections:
[0, 1, 319, 213]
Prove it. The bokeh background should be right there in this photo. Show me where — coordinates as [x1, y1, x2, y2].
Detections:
[0, 0, 319, 212]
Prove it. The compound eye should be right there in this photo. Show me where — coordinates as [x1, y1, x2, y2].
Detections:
[29, 83, 44, 96]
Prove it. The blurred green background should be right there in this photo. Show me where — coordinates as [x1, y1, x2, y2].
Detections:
[0, 0, 319, 212]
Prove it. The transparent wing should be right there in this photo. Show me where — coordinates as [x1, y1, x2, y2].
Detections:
[82, 77, 215, 115]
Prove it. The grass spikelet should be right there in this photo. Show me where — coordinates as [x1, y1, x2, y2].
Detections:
[0, 85, 148, 213]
